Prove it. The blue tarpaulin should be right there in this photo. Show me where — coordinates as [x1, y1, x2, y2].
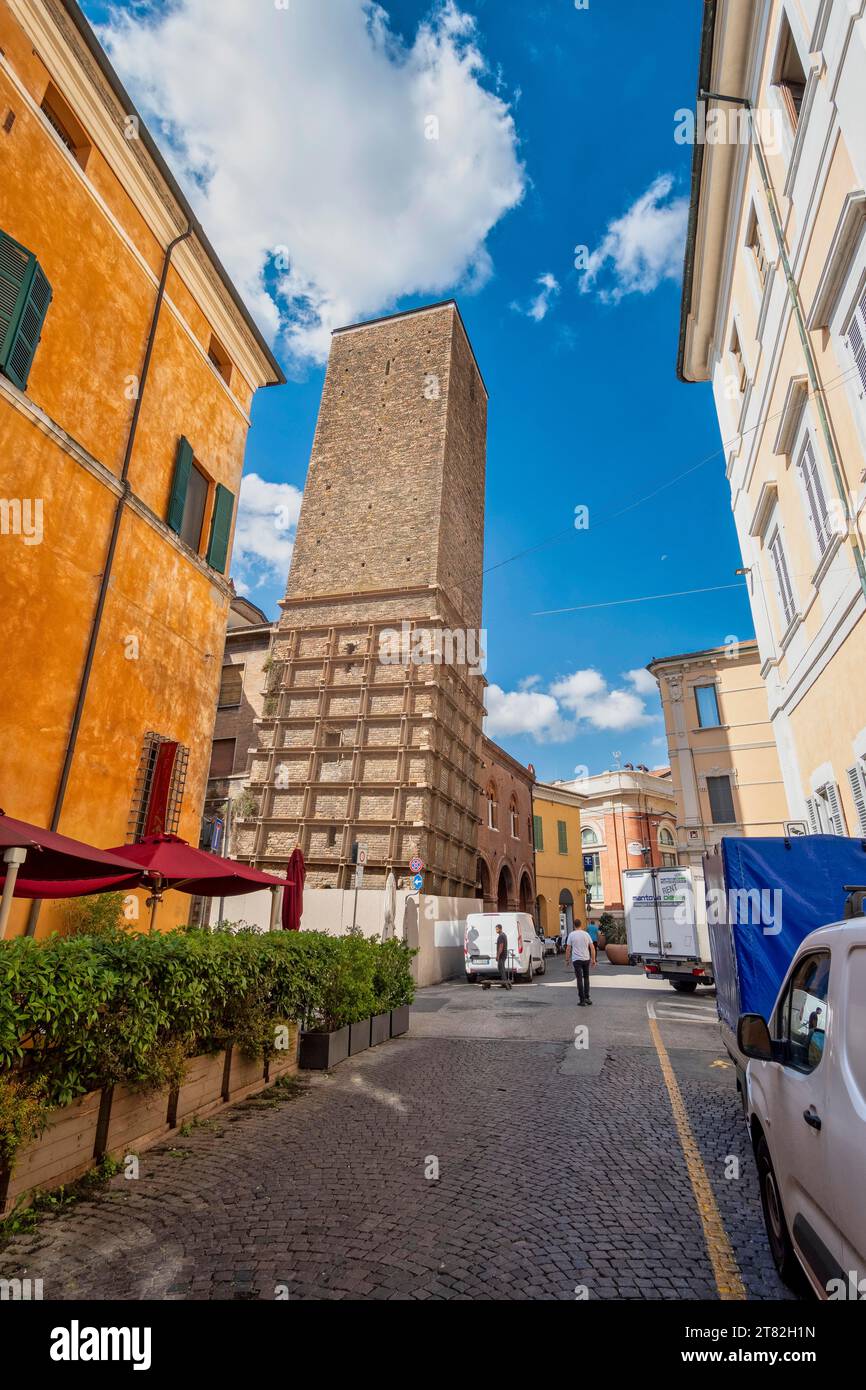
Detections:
[711, 835, 866, 1027]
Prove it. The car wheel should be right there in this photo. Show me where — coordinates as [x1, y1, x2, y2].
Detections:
[522, 958, 534, 982]
[538, 954, 546, 976]
[672, 980, 698, 994]
[755, 1136, 808, 1295]
[466, 972, 477, 984]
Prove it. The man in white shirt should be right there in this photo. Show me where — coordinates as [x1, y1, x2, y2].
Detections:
[565, 920, 596, 1006]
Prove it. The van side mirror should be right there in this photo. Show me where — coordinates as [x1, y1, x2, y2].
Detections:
[737, 1013, 774, 1061]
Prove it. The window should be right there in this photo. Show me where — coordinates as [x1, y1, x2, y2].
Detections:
[209, 737, 236, 779]
[694, 684, 721, 728]
[326, 825, 338, 849]
[747, 208, 768, 289]
[166, 436, 235, 573]
[776, 951, 830, 1073]
[707, 775, 736, 825]
[533, 815, 544, 851]
[0, 229, 52, 390]
[806, 781, 847, 836]
[323, 728, 342, 749]
[40, 84, 90, 169]
[796, 436, 832, 558]
[509, 798, 519, 838]
[128, 732, 189, 841]
[557, 820, 568, 854]
[218, 664, 244, 708]
[774, 17, 807, 129]
[659, 826, 677, 866]
[845, 285, 866, 400]
[846, 759, 866, 835]
[486, 786, 498, 830]
[584, 853, 603, 904]
[207, 333, 232, 386]
[768, 525, 797, 629]
[730, 322, 747, 393]
[581, 826, 599, 846]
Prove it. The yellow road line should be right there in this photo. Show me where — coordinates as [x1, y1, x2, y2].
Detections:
[648, 1013, 746, 1301]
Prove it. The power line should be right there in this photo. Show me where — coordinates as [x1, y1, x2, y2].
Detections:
[532, 580, 748, 617]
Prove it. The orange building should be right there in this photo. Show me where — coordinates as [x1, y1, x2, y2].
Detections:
[0, 0, 283, 935]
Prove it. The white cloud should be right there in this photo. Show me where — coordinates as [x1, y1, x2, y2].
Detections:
[577, 174, 688, 304]
[484, 684, 573, 743]
[518, 673, 541, 690]
[98, 0, 525, 364]
[623, 667, 658, 696]
[550, 669, 654, 731]
[231, 473, 302, 592]
[512, 271, 560, 322]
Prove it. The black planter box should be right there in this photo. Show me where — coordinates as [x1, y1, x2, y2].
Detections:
[349, 1019, 371, 1055]
[298, 1024, 350, 1070]
[370, 1012, 390, 1046]
[390, 1005, 411, 1038]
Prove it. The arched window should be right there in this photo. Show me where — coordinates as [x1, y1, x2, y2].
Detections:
[581, 826, 600, 846]
[486, 783, 498, 831]
[659, 825, 677, 867]
[509, 796, 519, 838]
[659, 826, 675, 846]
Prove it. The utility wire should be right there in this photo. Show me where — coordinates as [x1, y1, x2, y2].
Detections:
[533, 580, 747, 617]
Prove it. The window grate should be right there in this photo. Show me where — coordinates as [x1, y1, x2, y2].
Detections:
[128, 732, 189, 841]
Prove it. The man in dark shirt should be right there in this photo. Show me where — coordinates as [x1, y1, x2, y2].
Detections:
[496, 924, 511, 989]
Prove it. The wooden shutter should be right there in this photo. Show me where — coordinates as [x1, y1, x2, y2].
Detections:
[769, 530, 796, 626]
[846, 762, 866, 835]
[167, 436, 194, 535]
[209, 738, 236, 778]
[798, 439, 831, 555]
[848, 288, 866, 396]
[557, 820, 568, 854]
[218, 664, 243, 708]
[805, 796, 820, 834]
[0, 231, 52, 390]
[533, 815, 544, 852]
[207, 482, 234, 574]
[824, 780, 847, 836]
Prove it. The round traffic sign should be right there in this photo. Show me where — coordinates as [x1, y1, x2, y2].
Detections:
[412, 873, 423, 891]
[409, 856, 423, 873]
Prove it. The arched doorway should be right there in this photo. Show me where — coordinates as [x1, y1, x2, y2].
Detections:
[496, 863, 513, 911]
[518, 871, 533, 914]
[476, 856, 492, 907]
[559, 887, 574, 932]
[536, 894, 548, 933]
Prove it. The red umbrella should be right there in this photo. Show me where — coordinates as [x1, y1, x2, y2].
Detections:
[102, 834, 290, 928]
[281, 847, 306, 931]
[0, 810, 147, 938]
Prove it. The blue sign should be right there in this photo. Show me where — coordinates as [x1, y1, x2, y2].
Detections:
[412, 873, 423, 891]
[583, 854, 594, 873]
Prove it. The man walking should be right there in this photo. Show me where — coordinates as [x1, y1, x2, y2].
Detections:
[565, 919, 596, 1006]
[496, 922, 512, 989]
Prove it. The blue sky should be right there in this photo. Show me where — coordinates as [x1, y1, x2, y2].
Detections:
[86, 0, 753, 779]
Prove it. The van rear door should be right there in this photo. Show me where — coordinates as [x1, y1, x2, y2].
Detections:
[465, 914, 496, 966]
[623, 870, 663, 958]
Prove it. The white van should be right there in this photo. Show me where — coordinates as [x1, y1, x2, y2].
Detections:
[464, 912, 545, 983]
[738, 918, 866, 1297]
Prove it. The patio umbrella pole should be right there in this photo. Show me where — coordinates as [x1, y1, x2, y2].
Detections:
[0, 847, 28, 939]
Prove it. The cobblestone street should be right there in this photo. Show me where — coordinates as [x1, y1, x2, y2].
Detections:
[0, 956, 792, 1301]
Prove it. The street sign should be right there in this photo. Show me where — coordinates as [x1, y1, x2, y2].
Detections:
[355, 864, 364, 887]
[409, 856, 423, 873]
[627, 841, 646, 856]
[356, 843, 369, 866]
[412, 873, 423, 891]
[785, 821, 808, 837]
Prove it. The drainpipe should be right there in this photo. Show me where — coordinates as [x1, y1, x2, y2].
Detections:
[701, 91, 866, 599]
[25, 226, 192, 936]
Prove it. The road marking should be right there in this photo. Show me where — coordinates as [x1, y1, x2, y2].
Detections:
[647, 1006, 746, 1301]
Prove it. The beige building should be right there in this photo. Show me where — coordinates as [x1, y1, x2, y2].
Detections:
[648, 642, 791, 882]
[679, 0, 866, 838]
[236, 301, 487, 896]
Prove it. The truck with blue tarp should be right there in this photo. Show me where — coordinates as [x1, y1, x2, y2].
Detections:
[704, 834, 866, 1099]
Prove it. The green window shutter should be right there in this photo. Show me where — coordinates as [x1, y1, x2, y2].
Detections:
[557, 820, 568, 854]
[0, 230, 52, 390]
[207, 483, 234, 574]
[533, 815, 544, 852]
[167, 436, 194, 535]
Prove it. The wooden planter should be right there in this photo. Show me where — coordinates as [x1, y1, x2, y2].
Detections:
[298, 1024, 350, 1071]
[105, 1082, 171, 1158]
[225, 1046, 266, 1102]
[349, 1019, 371, 1055]
[390, 1006, 411, 1038]
[370, 1013, 390, 1046]
[173, 1051, 226, 1125]
[1, 1088, 102, 1216]
[266, 1023, 299, 1081]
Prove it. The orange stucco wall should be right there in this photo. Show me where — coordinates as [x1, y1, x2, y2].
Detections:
[0, 2, 275, 935]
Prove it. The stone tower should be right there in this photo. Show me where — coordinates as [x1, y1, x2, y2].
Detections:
[239, 301, 487, 896]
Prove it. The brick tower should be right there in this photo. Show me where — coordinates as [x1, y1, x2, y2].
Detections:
[238, 301, 487, 896]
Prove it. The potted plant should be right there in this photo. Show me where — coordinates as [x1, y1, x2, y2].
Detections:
[299, 935, 375, 1069]
[596, 912, 614, 952]
[601, 916, 630, 966]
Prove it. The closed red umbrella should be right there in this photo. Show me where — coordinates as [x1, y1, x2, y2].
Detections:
[281, 847, 306, 931]
[102, 834, 290, 928]
[0, 810, 147, 937]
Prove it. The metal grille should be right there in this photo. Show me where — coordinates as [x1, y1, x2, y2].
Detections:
[128, 732, 190, 841]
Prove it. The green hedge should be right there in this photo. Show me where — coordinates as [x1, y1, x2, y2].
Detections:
[0, 929, 415, 1124]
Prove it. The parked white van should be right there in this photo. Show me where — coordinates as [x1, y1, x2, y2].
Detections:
[464, 912, 545, 983]
[738, 918, 866, 1298]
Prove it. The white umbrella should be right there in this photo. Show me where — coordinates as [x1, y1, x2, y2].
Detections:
[382, 870, 397, 940]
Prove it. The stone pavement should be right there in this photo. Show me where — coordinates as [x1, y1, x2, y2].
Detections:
[0, 955, 792, 1300]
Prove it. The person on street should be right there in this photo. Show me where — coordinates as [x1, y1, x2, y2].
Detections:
[565, 919, 596, 1006]
[496, 923, 511, 989]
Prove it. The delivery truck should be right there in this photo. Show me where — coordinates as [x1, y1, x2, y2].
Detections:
[622, 865, 714, 992]
[704, 834, 866, 1103]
